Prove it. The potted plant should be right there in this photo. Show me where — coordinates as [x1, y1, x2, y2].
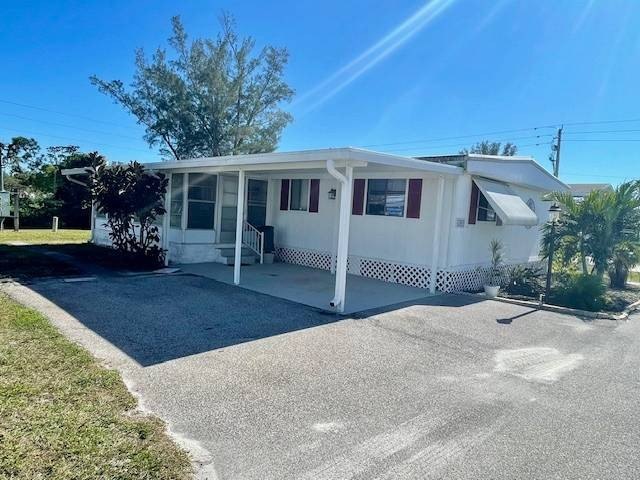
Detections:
[484, 239, 504, 297]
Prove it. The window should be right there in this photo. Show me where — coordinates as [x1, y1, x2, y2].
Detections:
[289, 179, 309, 211]
[366, 179, 406, 217]
[187, 173, 217, 229]
[477, 192, 496, 222]
[170, 173, 184, 228]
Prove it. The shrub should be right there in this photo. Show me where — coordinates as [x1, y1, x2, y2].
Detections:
[550, 273, 607, 311]
[91, 162, 168, 267]
[487, 239, 504, 286]
[505, 265, 545, 297]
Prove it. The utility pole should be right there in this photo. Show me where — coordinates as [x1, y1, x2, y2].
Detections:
[551, 126, 563, 177]
[0, 147, 4, 192]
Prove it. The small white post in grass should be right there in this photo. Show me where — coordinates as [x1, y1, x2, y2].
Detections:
[52, 216, 59, 232]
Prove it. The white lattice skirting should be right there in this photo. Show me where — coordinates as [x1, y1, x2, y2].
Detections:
[276, 246, 540, 293]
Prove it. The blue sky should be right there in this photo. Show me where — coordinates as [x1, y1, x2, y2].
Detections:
[2, 0, 639, 184]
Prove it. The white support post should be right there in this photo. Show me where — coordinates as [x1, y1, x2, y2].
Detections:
[162, 174, 172, 266]
[430, 176, 445, 294]
[327, 162, 353, 312]
[234, 170, 246, 285]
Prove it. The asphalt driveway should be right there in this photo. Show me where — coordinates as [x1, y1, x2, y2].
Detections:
[5, 273, 640, 479]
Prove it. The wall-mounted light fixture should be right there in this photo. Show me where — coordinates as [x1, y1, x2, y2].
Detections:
[328, 188, 337, 200]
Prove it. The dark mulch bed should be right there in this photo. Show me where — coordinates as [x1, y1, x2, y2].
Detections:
[0, 243, 161, 282]
[0, 245, 82, 282]
[499, 284, 640, 313]
[43, 243, 162, 272]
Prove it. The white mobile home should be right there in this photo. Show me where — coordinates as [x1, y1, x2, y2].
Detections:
[64, 148, 567, 312]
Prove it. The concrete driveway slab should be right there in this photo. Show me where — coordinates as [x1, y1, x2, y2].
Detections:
[4, 274, 640, 480]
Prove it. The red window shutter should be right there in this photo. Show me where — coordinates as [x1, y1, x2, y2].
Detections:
[280, 179, 290, 211]
[468, 181, 479, 224]
[309, 179, 320, 213]
[352, 179, 365, 215]
[406, 179, 422, 219]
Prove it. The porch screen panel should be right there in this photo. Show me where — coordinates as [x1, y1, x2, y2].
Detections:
[170, 173, 184, 228]
[309, 179, 320, 213]
[406, 179, 422, 219]
[187, 173, 217, 229]
[280, 179, 290, 211]
[352, 179, 365, 215]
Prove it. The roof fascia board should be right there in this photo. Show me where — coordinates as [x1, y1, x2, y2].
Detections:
[466, 158, 568, 192]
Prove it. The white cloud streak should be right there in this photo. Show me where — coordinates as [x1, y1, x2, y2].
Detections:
[294, 0, 457, 113]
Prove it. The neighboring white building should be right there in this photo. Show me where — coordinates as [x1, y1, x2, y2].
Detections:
[64, 148, 567, 312]
[568, 183, 613, 201]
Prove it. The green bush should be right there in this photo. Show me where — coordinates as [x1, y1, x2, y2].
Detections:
[505, 265, 545, 297]
[550, 273, 607, 311]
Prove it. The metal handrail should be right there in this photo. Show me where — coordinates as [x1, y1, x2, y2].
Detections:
[242, 221, 264, 264]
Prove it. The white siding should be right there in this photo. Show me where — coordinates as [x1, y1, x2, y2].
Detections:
[269, 174, 454, 267]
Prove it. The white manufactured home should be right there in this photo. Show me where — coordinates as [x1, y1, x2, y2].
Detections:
[64, 148, 567, 312]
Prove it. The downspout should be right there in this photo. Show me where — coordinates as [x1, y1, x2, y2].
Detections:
[326, 159, 352, 310]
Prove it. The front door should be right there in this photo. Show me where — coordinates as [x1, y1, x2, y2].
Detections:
[219, 175, 238, 243]
[247, 179, 268, 227]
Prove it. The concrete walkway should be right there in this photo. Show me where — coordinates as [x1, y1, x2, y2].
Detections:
[179, 262, 432, 314]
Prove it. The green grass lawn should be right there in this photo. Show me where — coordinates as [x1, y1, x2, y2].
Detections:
[0, 294, 191, 479]
[630, 271, 640, 283]
[0, 229, 91, 245]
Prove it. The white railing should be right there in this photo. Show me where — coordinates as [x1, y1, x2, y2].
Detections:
[242, 221, 264, 264]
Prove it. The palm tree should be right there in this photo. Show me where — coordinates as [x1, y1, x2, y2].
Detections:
[542, 192, 591, 274]
[545, 181, 640, 285]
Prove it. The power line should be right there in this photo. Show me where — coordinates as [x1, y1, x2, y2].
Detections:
[359, 125, 557, 148]
[0, 125, 155, 155]
[0, 112, 143, 141]
[561, 117, 640, 127]
[564, 128, 640, 135]
[357, 118, 640, 150]
[563, 138, 640, 142]
[0, 98, 134, 129]
[376, 136, 554, 154]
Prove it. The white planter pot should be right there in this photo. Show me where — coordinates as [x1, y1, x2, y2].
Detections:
[484, 285, 500, 298]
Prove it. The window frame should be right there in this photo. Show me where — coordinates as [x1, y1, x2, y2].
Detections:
[288, 178, 310, 212]
[365, 178, 408, 218]
[170, 173, 184, 229]
[186, 173, 217, 230]
[476, 191, 497, 223]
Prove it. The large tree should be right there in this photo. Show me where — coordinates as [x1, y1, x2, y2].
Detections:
[90, 15, 294, 160]
[461, 141, 517, 156]
[0, 137, 40, 189]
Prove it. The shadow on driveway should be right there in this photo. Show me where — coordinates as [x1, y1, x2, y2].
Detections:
[27, 272, 481, 367]
[29, 274, 345, 366]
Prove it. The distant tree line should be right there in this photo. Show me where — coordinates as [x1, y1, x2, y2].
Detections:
[0, 136, 105, 228]
[460, 141, 518, 156]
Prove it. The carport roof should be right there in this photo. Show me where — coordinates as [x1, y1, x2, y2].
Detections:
[142, 147, 463, 175]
